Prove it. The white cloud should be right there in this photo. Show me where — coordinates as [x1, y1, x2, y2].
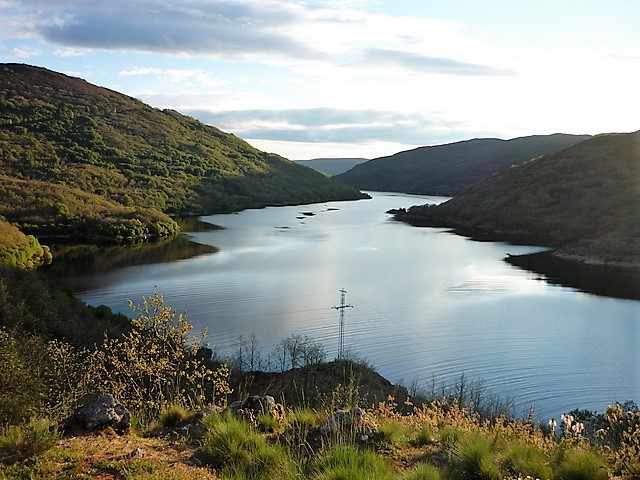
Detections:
[1, 0, 637, 158]
[11, 46, 41, 58]
[119, 67, 162, 76]
[4, 0, 507, 76]
[53, 47, 85, 57]
[119, 67, 229, 87]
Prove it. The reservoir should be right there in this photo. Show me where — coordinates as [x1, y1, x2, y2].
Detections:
[51, 192, 640, 421]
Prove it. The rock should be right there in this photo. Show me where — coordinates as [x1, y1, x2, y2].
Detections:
[320, 407, 365, 434]
[228, 395, 284, 425]
[194, 404, 224, 421]
[123, 447, 145, 459]
[229, 395, 276, 416]
[187, 454, 204, 467]
[63, 394, 130, 435]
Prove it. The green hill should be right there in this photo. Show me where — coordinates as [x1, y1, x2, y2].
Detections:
[0, 63, 366, 246]
[395, 131, 640, 267]
[0, 216, 51, 268]
[334, 134, 590, 195]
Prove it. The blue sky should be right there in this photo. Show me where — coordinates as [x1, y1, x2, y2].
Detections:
[1, 0, 638, 159]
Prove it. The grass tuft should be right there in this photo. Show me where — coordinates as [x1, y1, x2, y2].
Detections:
[199, 412, 298, 479]
[499, 442, 552, 479]
[448, 432, 502, 480]
[0, 417, 59, 463]
[158, 404, 194, 429]
[311, 443, 395, 480]
[554, 448, 609, 480]
[401, 462, 443, 480]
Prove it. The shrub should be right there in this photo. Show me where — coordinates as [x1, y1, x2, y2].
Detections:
[0, 329, 43, 425]
[311, 444, 395, 480]
[158, 404, 194, 429]
[43, 338, 94, 420]
[438, 426, 465, 459]
[447, 433, 502, 480]
[412, 423, 436, 447]
[0, 417, 59, 463]
[199, 412, 298, 480]
[597, 402, 640, 476]
[257, 412, 282, 433]
[86, 292, 232, 421]
[377, 417, 410, 448]
[289, 408, 320, 429]
[281, 408, 320, 460]
[500, 442, 552, 479]
[553, 448, 608, 480]
[402, 463, 443, 480]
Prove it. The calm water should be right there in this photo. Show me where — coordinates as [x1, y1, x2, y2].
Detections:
[57, 192, 640, 420]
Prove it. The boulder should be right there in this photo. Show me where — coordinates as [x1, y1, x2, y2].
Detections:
[228, 395, 284, 424]
[63, 394, 130, 435]
[320, 407, 365, 434]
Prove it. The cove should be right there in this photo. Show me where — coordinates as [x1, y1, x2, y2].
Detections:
[49, 192, 640, 421]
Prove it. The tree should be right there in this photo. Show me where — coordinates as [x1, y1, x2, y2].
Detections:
[86, 292, 232, 419]
[0, 329, 43, 424]
[275, 334, 326, 372]
[230, 332, 264, 373]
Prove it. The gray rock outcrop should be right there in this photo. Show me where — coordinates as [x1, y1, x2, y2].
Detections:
[63, 394, 130, 435]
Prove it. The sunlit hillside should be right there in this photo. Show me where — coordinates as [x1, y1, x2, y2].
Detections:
[397, 131, 640, 266]
[0, 63, 366, 243]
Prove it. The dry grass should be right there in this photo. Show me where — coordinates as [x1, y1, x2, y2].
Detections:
[0, 432, 218, 480]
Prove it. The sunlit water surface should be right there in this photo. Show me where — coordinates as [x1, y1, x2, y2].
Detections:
[61, 192, 640, 420]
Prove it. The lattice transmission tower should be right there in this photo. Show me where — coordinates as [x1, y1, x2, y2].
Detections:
[332, 288, 353, 359]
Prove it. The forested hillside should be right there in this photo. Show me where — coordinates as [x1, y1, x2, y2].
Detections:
[395, 131, 640, 266]
[0, 63, 365, 248]
[334, 134, 589, 195]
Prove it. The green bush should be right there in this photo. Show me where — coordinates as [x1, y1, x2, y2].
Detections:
[500, 442, 552, 479]
[199, 412, 298, 480]
[438, 426, 464, 459]
[0, 329, 43, 425]
[412, 423, 435, 447]
[553, 448, 608, 480]
[402, 463, 443, 480]
[311, 444, 395, 480]
[0, 417, 59, 463]
[158, 404, 194, 429]
[377, 418, 411, 448]
[448, 433, 502, 480]
[257, 412, 282, 433]
[288, 408, 320, 429]
[86, 292, 232, 421]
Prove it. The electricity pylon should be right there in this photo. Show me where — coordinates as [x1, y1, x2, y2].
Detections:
[332, 289, 353, 359]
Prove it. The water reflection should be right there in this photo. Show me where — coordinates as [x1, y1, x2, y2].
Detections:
[507, 251, 640, 300]
[48, 192, 640, 421]
[44, 235, 216, 290]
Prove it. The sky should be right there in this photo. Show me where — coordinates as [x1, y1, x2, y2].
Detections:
[1, 0, 639, 160]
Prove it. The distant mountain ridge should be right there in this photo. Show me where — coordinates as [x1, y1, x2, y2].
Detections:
[0, 63, 366, 251]
[395, 131, 640, 268]
[334, 134, 590, 195]
[295, 158, 368, 176]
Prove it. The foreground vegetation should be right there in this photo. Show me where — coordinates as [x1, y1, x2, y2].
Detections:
[2, 386, 640, 478]
[1, 270, 639, 478]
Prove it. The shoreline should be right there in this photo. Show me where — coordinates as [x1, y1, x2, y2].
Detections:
[391, 211, 640, 300]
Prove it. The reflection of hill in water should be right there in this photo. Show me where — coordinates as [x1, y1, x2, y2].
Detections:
[175, 217, 223, 232]
[506, 251, 640, 300]
[44, 235, 217, 279]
